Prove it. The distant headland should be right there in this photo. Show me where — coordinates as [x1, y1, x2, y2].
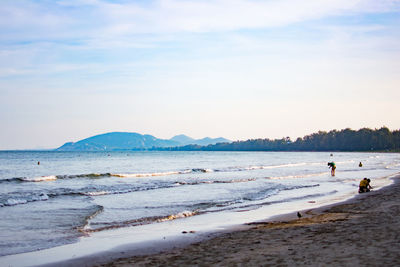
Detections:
[56, 127, 400, 152]
[56, 132, 230, 151]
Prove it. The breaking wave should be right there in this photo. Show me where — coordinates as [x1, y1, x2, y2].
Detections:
[113, 170, 190, 178]
[0, 162, 323, 184]
[114, 168, 214, 178]
[157, 210, 198, 222]
[78, 205, 105, 233]
[0, 177, 260, 207]
[83, 210, 199, 233]
[0, 192, 49, 207]
[20, 175, 57, 182]
[81, 183, 323, 233]
[1, 173, 113, 183]
[0, 169, 214, 183]
[173, 178, 257, 186]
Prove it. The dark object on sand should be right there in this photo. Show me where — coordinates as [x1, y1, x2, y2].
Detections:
[359, 162, 363, 167]
[297, 212, 302, 218]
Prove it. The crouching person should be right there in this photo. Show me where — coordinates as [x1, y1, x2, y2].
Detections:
[359, 178, 372, 193]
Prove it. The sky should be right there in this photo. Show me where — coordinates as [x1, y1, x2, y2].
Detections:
[1, 0, 399, 149]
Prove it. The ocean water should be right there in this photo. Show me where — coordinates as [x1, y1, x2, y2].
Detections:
[0, 151, 399, 257]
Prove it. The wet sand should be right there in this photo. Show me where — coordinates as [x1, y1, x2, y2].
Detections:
[94, 176, 400, 267]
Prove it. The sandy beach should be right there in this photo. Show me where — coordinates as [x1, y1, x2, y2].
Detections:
[94, 175, 400, 267]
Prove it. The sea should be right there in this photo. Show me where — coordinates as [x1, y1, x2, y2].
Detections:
[0, 151, 399, 259]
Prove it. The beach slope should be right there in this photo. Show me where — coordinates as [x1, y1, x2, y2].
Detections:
[98, 176, 400, 266]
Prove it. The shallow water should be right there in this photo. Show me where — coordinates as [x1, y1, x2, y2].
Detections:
[0, 151, 399, 256]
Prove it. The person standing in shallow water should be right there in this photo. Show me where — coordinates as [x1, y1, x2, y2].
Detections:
[327, 162, 336, 176]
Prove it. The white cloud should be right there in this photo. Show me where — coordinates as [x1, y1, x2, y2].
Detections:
[1, 0, 399, 40]
[88, 0, 400, 34]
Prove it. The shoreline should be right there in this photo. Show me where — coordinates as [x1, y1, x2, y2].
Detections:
[0, 174, 397, 267]
[93, 175, 400, 267]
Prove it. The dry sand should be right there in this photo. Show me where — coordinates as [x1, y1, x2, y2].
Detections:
[96, 177, 400, 267]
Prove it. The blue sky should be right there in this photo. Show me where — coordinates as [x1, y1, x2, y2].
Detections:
[1, 0, 399, 149]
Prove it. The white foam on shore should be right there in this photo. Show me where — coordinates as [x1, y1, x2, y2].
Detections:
[83, 191, 109, 196]
[113, 170, 188, 178]
[3, 193, 49, 207]
[157, 211, 197, 223]
[6, 198, 28, 206]
[22, 175, 57, 182]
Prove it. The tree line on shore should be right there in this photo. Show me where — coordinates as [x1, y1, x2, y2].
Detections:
[156, 127, 400, 152]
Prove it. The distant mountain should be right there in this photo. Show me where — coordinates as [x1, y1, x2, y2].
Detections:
[56, 132, 230, 151]
[56, 132, 180, 151]
[170, 134, 230, 146]
[170, 134, 196, 145]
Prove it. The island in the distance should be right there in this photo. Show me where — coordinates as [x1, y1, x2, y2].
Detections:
[56, 132, 230, 151]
